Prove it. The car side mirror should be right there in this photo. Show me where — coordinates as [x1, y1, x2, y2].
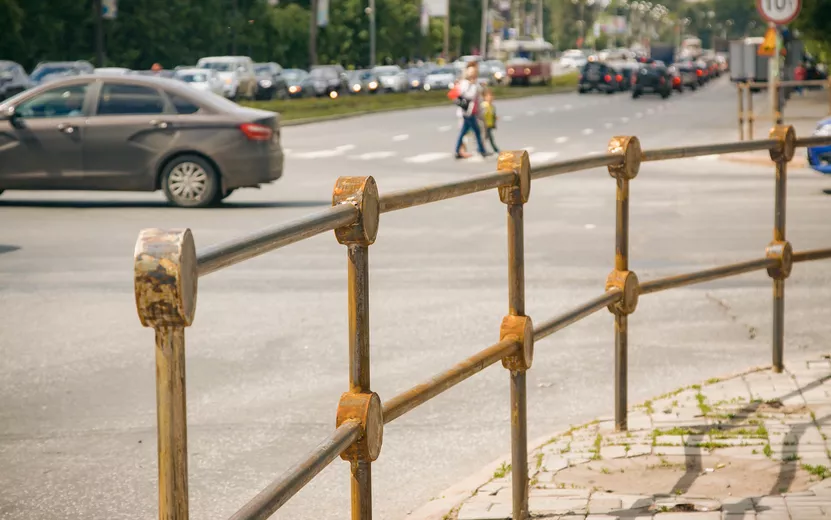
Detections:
[0, 71, 13, 81]
[0, 105, 16, 121]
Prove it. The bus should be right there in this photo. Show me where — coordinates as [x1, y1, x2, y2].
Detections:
[492, 38, 554, 86]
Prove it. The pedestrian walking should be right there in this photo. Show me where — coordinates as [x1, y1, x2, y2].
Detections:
[794, 61, 807, 96]
[481, 90, 499, 154]
[453, 62, 489, 159]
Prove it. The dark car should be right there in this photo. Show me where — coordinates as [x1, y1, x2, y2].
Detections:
[254, 62, 289, 100]
[30, 60, 94, 85]
[616, 62, 639, 92]
[693, 60, 709, 86]
[632, 62, 672, 99]
[406, 67, 428, 90]
[283, 69, 311, 98]
[672, 61, 699, 92]
[308, 65, 348, 97]
[0, 61, 32, 100]
[578, 62, 619, 94]
[0, 75, 284, 207]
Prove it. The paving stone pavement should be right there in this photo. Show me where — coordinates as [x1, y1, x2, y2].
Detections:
[447, 356, 831, 520]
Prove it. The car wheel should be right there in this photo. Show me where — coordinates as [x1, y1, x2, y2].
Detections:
[578, 88, 587, 94]
[162, 155, 220, 208]
[606, 87, 615, 95]
[690, 83, 697, 91]
[661, 90, 671, 99]
[632, 90, 641, 99]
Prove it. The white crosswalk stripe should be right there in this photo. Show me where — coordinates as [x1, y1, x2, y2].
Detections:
[554, 136, 569, 144]
[404, 152, 452, 163]
[529, 152, 559, 163]
[349, 151, 398, 160]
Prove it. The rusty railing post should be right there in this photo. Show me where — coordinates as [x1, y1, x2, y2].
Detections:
[766, 126, 796, 373]
[497, 151, 533, 520]
[333, 177, 383, 520]
[827, 78, 831, 116]
[606, 137, 641, 432]
[747, 84, 755, 140]
[737, 82, 745, 141]
[135, 229, 198, 520]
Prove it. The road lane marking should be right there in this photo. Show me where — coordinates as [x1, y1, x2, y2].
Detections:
[547, 107, 557, 113]
[438, 125, 452, 132]
[604, 122, 613, 129]
[564, 104, 573, 110]
[582, 128, 594, 135]
[635, 112, 643, 118]
[620, 117, 630, 123]
[585, 224, 596, 229]
[529, 151, 559, 163]
[554, 136, 569, 144]
[349, 151, 398, 160]
[587, 151, 600, 155]
[293, 145, 354, 159]
[657, 105, 665, 111]
[336, 144, 356, 151]
[404, 152, 452, 163]
[393, 134, 409, 141]
[503, 115, 515, 122]
[646, 108, 655, 115]
[526, 110, 537, 116]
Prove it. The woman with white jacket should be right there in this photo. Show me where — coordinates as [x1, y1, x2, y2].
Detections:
[454, 63, 489, 159]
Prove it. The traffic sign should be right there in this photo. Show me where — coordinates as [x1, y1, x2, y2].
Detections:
[756, 0, 801, 25]
[757, 26, 777, 56]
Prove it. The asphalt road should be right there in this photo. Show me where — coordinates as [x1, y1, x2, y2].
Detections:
[2, 78, 831, 520]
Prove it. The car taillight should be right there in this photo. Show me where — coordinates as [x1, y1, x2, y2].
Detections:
[631, 75, 636, 84]
[673, 76, 680, 85]
[239, 122, 273, 141]
[659, 77, 665, 85]
[696, 69, 703, 77]
[616, 74, 622, 82]
[604, 74, 611, 82]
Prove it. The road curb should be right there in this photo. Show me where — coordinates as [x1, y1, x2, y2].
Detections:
[280, 86, 576, 127]
[404, 363, 774, 520]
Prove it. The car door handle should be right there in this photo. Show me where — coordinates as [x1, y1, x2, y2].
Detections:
[57, 123, 77, 134]
[150, 119, 170, 129]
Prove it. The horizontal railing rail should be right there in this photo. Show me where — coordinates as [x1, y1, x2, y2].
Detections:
[737, 79, 831, 140]
[132, 128, 831, 520]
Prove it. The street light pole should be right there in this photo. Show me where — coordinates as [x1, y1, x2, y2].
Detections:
[480, 0, 487, 57]
[369, 0, 376, 66]
[309, 0, 318, 66]
[93, 0, 105, 67]
[536, 0, 543, 39]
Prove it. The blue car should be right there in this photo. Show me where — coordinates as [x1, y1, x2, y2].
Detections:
[807, 116, 831, 174]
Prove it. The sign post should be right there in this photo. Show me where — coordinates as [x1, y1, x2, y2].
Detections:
[756, 0, 801, 126]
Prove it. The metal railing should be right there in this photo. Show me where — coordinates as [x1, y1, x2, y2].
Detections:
[737, 79, 831, 140]
[133, 126, 831, 520]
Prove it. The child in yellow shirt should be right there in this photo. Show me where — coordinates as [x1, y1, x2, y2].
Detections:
[481, 90, 499, 153]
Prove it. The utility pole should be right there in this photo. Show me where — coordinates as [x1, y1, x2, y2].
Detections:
[232, 0, 238, 55]
[443, 0, 450, 61]
[536, 0, 543, 39]
[368, 0, 376, 66]
[480, 0, 488, 57]
[309, 0, 318, 66]
[93, 0, 105, 66]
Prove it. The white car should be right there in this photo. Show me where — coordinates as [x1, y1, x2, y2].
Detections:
[93, 67, 132, 75]
[372, 65, 408, 93]
[422, 67, 457, 91]
[174, 68, 224, 97]
[196, 56, 257, 100]
[559, 49, 588, 69]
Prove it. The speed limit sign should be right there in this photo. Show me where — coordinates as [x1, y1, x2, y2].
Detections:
[756, 0, 801, 25]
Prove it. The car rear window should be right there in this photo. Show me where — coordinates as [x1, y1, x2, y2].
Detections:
[169, 93, 201, 114]
[583, 63, 604, 73]
[97, 83, 165, 115]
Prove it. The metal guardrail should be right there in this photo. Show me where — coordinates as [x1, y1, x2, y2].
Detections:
[737, 79, 831, 140]
[133, 126, 831, 520]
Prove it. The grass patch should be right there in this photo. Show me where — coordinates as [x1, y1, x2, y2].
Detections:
[763, 444, 773, 458]
[493, 462, 511, 479]
[705, 377, 722, 385]
[654, 426, 698, 436]
[802, 464, 830, 479]
[244, 73, 578, 122]
[591, 434, 603, 460]
[535, 452, 544, 470]
[695, 393, 713, 416]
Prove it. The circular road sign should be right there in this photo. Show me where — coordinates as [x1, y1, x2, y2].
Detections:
[756, 0, 801, 25]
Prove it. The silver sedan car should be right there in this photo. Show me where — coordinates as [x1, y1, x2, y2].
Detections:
[0, 74, 283, 207]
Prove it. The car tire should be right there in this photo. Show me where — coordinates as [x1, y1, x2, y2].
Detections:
[161, 155, 221, 208]
[690, 83, 697, 91]
[632, 90, 641, 99]
[661, 90, 671, 99]
[606, 87, 615, 95]
[578, 88, 587, 94]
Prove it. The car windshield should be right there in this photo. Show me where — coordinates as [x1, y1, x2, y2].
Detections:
[430, 67, 455, 76]
[179, 72, 208, 83]
[31, 66, 74, 82]
[254, 65, 272, 75]
[373, 67, 399, 76]
[282, 69, 306, 81]
[583, 63, 603, 73]
[200, 62, 235, 72]
[310, 68, 337, 79]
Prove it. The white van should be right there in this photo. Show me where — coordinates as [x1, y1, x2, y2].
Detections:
[196, 56, 257, 100]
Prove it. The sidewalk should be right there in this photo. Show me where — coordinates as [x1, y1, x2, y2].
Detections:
[423, 355, 831, 520]
[719, 88, 827, 169]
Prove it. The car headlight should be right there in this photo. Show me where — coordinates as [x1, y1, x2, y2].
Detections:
[524, 68, 531, 74]
[289, 85, 300, 93]
[447, 82, 454, 88]
[259, 80, 272, 88]
[424, 84, 431, 91]
[494, 72, 503, 79]
[411, 80, 419, 87]
[815, 124, 831, 137]
[369, 81, 378, 89]
[507, 67, 515, 74]
[225, 78, 233, 85]
[352, 84, 361, 92]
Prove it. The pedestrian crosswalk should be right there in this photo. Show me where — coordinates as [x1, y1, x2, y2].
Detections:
[285, 146, 562, 166]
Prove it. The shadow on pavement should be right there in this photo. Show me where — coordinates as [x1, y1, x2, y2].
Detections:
[0, 199, 331, 209]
